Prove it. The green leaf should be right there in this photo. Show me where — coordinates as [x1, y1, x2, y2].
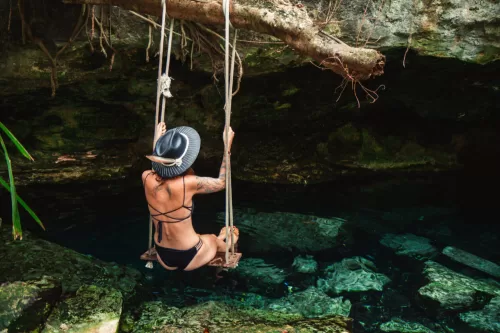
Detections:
[0, 122, 34, 161]
[0, 134, 22, 239]
[0, 176, 45, 231]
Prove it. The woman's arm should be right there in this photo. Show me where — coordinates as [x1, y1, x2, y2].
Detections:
[190, 127, 234, 195]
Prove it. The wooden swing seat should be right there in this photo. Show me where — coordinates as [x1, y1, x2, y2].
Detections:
[140, 247, 242, 269]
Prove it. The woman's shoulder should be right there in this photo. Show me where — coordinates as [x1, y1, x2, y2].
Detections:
[142, 170, 154, 184]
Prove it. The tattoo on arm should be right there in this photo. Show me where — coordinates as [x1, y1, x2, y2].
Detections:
[195, 154, 227, 194]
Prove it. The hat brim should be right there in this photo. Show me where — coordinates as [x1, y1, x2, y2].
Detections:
[151, 126, 200, 178]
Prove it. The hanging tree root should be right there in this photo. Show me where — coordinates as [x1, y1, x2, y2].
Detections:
[18, 0, 88, 97]
[62, 0, 385, 82]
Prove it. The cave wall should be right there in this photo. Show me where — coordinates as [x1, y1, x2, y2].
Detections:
[0, 0, 499, 189]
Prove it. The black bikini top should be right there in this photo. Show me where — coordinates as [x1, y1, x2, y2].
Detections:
[143, 172, 194, 242]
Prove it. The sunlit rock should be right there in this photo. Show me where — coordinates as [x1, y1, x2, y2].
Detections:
[42, 285, 122, 333]
[418, 261, 500, 311]
[317, 257, 390, 294]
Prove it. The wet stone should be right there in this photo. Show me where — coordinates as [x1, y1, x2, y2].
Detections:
[317, 257, 391, 294]
[292, 255, 318, 274]
[128, 300, 353, 333]
[42, 285, 122, 333]
[217, 209, 351, 253]
[380, 318, 435, 333]
[268, 286, 352, 318]
[233, 258, 287, 293]
[459, 296, 500, 332]
[380, 233, 438, 260]
[418, 261, 500, 311]
[442, 246, 500, 279]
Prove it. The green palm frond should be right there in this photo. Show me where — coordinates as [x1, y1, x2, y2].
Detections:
[0, 122, 33, 161]
[0, 133, 22, 239]
[0, 122, 42, 239]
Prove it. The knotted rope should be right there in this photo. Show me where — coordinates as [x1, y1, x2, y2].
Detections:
[146, 0, 175, 269]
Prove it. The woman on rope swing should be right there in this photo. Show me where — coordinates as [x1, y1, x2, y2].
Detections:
[142, 122, 239, 271]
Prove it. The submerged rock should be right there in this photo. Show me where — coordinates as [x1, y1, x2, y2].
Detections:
[292, 255, 318, 274]
[128, 300, 352, 333]
[0, 229, 141, 296]
[268, 286, 351, 318]
[317, 257, 390, 294]
[380, 233, 438, 260]
[234, 258, 287, 293]
[442, 246, 500, 279]
[0, 276, 60, 332]
[43, 285, 122, 333]
[380, 318, 435, 333]
[459, 296, 500, 332]
[217, 209, 350, 252]
[418, 261, 500, 311]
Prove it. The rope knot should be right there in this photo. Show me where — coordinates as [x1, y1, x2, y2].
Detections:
[160, 74, 173, 98]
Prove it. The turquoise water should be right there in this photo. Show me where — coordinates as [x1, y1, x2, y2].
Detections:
[11, 169, 499, 332]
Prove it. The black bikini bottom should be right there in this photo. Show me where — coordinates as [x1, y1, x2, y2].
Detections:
[155, 238, 203, 270]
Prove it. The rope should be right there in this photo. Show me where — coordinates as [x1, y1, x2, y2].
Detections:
[146, 0, 175, 269]
[223, 0, 237, 263]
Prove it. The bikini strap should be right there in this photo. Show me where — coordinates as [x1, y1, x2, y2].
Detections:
[182, 175, 187, 206]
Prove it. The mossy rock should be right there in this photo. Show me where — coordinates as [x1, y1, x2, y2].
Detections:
[0, 276, 61, 332]
[129, 301, 352, 333]
[0, 229, 141, 297]
[42, 285, 122, 333]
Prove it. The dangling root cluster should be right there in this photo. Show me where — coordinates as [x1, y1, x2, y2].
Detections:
[312, 54, 385, 108]
[17, 0, 88, 97]
[87, 5, 116, 71]
[131, 12, 244, 96]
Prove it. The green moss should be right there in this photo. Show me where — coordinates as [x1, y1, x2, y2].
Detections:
[131, 301, 352, 333]
[273, 101, 292, 110]
[43, 285, 122, 333]
[282, 86, 300, 96]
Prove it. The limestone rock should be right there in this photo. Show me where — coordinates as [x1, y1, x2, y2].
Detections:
[442, 246, 500, 278]
[380, 233, 438, 260]
[43, 285, 122, 333]
[130, 301, 352, 333]
[336, 0, 500, 63]
[380, 318, 435, 333]
[0, 276, 60, 332]
[0, 229, 141, 296]
[418, 261, 500, 311]
[268, 286, 352, 318]
[292, 255, 318, 274]
[217, 209, 350, 252]
[317, 257, 391, 294]
[459, 296, 500, 332]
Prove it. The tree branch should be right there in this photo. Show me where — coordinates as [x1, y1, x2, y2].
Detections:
[62, 0, 385, 81]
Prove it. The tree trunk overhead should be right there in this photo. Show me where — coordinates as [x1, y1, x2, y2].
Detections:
[63, 0, 385, 81]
